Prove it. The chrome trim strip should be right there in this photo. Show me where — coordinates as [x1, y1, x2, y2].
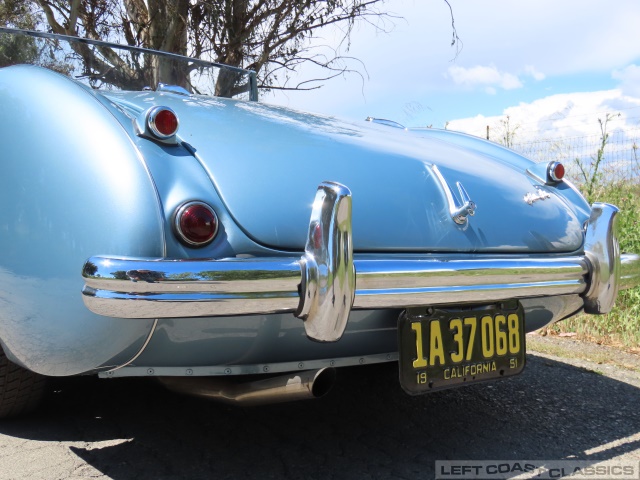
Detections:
[99, 352, 399, 378]
[105, 318, 158, 372]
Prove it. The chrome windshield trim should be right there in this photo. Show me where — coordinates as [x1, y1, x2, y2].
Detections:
[0, 27, 259, 101]
[0, 27, 251, 75]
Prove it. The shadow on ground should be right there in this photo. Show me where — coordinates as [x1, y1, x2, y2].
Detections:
[1, 354, 638, 479]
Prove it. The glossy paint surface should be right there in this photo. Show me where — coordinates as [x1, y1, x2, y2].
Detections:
[105, 91, 589, 254]
[0, 60, 610, 378]
[0, 66, 161, 375]
[108, 295, 584, 374]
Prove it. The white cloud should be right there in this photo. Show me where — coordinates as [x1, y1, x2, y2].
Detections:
[447, 65, 523, 91]
[524, 65, 546, 81]
[612, 64, 640, 97]
[445, 63, 544, 95]
[266, 0, 640, 124]
[447, 90, 640, 141]
[445, 90, 640, 185]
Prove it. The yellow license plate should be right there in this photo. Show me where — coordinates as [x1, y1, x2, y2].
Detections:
[398, 303, 526, 394]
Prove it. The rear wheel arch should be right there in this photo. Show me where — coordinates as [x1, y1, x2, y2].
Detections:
[0, 344, 46, 419]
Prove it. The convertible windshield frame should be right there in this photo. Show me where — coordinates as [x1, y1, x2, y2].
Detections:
[0, 27, 258, 101]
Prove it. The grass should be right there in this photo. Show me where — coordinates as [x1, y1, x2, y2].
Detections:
[549, 181, 640, 350]
[526, 334, 640, 374]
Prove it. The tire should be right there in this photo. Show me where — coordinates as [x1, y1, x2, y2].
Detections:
[0, 347, 46, 419]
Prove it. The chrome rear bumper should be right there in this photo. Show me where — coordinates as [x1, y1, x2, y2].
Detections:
[82, 183, 640, 342]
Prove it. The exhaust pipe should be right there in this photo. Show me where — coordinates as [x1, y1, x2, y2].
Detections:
[158, 368, 336, 406]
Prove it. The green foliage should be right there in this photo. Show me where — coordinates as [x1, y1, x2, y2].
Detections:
[0, 0, 40, 29]
[574, 113, 621, 203]
[543, 113, 640, 350]
[553, 181, 640, 348]
[5, 0, 397, 96]
[0, 31, 38, 68]
[603, 183, 640, 254]
[0, 1, 40, 67]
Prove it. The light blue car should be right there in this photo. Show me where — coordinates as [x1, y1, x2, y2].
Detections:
[1, 27, 637, 417]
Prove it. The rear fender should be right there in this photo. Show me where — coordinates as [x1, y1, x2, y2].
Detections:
[0, 65, 162, 375]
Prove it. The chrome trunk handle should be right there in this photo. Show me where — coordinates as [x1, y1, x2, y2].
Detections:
[430, 165, 476, 225]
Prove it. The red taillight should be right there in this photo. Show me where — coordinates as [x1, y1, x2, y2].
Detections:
[175, 202, 218, 247]
[147, 107, 179, 139]
[547, 161, 565, 182]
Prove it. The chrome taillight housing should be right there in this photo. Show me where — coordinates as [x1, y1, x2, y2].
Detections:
[174, 201, 219, 247]
[547, 161, 565, 183]
[146, 106, 179, 139]
[526, 161, 567, 186]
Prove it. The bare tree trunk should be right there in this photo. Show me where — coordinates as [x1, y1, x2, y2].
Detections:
[147, 0, 189, 88]
[214, 0, 249, 97]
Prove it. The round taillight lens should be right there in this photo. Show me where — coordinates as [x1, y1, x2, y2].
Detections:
[147, 106, 179, 138]
[547, 161, 565, 182]
[175, 202, 218, 247]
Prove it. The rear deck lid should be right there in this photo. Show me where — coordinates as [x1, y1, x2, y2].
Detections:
[110, 93, 588, 254]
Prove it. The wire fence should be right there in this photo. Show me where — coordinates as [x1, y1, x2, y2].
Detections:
[505, 128, 640, 186]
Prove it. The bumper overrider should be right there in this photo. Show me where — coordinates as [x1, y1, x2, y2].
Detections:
[82, 182, 640, 343]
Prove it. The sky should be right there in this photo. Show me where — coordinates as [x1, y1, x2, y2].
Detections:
[264, 0, 640, 142]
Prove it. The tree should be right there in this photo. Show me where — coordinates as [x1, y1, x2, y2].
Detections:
[1, 0, 39, 29]
[11, 0, 386, 96]
[5, 1, 459, 97]
[0, 0, 40, 67]
[494, 115, 520, 148]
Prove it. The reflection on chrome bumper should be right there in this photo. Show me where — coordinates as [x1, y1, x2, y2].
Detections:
[81, 183, 640, 343]
[582, 203, 621, 314]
